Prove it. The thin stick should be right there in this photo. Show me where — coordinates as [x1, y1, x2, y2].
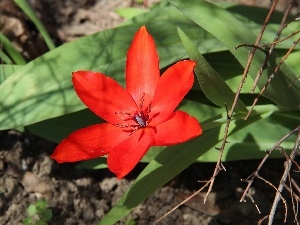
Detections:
[208, 2, 285, 204]
[271, 29, 300, 45]
[251, 0, 297, 93]
[245, 37, 300, 120]
[240, 125, 300, 202]
[291, 178, 300, 194]
[257, 174, 288, 223]
[153, 180, 211, 224]
[283, 178, 300, 224]
[210, 0, 278, 205]
[203, 104, 229, 203]
[282, 182, 300, 204]
[234, 44, 269, 54]
[268, 128, 300, 225]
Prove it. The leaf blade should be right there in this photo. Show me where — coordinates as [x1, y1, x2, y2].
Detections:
[178, 27, 247, 112]
[169, 0, 300, 109]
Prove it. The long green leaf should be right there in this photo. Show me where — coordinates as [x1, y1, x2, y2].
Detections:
[0, 50, 13, 64]
[0, 32, 26, 65]
[14, 0, 55, 50]
[178, 27, 247, 112]
[169, 0, 300, 109]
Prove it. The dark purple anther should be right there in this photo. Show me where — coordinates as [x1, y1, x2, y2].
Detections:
[133, 111, 148, 127]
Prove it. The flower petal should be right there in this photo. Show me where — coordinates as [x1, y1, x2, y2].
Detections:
[153, 110, 202, 146]
[51, 123, 130, 163]
[149, 60, 196, 124]
[107, 128, 155, 179]
[126, 26, 160, 111]
[73, 71, 138, 125]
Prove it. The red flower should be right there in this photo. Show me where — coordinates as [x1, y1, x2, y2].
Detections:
[51, 26, 202, 179]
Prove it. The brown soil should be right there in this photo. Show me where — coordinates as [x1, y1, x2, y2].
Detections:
[0, 0, 299, 225]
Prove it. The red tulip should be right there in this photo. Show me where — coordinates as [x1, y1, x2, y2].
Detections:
[51, 26, 202, 179]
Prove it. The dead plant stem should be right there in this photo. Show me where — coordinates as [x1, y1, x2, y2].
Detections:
[268, 127, 300, 225]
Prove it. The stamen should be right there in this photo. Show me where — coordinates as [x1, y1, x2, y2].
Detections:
[114, 93, 151, 132]
[115, 111, 132, 117]
[139, 93, 145, 110]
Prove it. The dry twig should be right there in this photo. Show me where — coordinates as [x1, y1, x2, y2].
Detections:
[267, 128, 300, 225]
[240, 125, 300, 202]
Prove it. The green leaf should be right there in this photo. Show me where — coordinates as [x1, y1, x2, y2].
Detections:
[27, 109, 103, 143]
[115, 8, 148, 19]
[13, 0, 55, 50]
[0, 32, 26, 65]
[22, 217, 33, 225]
[78, 157, 108, 169]
[284, 51, 300, 75]
[39, 209, 52, 221]
[197, 106, 299, 162]
[124, 218, 137, 225]
[169, 0, 300, 109]
[227, 5, 293, 25]
[1, 3, 298, 131]
[178, 27, 247, 112]
[0, 20, 223, 130]
[27, 204, 37, 215]
[0, 50, 13, 64]
[35, 199, 47, 210]
[0, 64, 22, 83]
[35, 220, 47, 225]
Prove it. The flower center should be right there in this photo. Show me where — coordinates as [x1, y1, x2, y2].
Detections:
[114, 93, 152, 133]
[133, 111, 148, 127]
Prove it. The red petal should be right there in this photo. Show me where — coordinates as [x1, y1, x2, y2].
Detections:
[149, 60, 196, 124]
[73, 71, 138, 125]
[107, 128, 155, 179]
[153, 110, 202, 146]
[126, 26, 160, 111]
[51, 123, 130, 163]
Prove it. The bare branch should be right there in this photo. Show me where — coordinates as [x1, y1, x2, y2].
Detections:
[245, 37, 300, 120]
[268, 127, 300, 225]
[240, 125, 300, 202]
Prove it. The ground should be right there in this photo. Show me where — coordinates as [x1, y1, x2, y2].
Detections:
[0, 0, 299, 225]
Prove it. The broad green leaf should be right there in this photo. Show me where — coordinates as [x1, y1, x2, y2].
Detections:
[227, 5, 293, 25]
[197, 108, 299, 162]
[27, 109, 103, 143]
[122, 3, 299, 51]
[170, 0, 300, 109]
[1, 4, 298, 131]
[284, 51, 300, 75]
[226, 7, 300, 50]
[98, 106, 274, 225]
[178, 27, 247, 112]
[0, 20, 223, 130]
[0, 65, 22, 83]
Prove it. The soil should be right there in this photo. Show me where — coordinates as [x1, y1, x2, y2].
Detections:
[0, 0, 299, 225]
